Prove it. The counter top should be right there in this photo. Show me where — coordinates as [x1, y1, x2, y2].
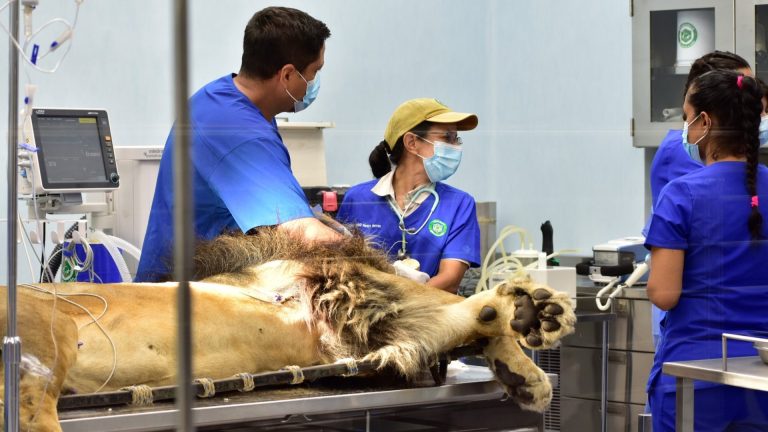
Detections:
[663, 357, 768, 392]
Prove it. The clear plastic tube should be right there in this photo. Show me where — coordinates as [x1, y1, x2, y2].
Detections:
[105, 234, 141, 261]
[90, 230, 131, 283]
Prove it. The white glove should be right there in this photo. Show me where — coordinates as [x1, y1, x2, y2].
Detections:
[392, 260, 430, 284]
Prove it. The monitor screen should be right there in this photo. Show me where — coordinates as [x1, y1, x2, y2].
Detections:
[31, 109, 119, 191]
[36, 116, 107, 183]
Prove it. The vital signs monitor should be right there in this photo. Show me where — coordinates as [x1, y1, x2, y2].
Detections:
[21, 108, 120, 194]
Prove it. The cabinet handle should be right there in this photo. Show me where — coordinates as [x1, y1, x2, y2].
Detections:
[608, 351, 627, 364]
[607, 403, 628, 416]
[615, 299, 631, 316]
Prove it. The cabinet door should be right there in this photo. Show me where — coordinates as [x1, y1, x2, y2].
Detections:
[633, 0, 734, 148]
[735, 1, 768, 84]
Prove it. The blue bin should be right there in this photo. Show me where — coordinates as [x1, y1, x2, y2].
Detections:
[63, 242, 123, 283]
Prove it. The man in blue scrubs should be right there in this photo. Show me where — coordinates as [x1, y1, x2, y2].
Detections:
[136, 7, 339, 282]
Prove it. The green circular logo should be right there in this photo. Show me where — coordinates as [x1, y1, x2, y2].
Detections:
[61, 258, 77, 282]
[428, 219, 448, 237]
[678, 22, 698, 49]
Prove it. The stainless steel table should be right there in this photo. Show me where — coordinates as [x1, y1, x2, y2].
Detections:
[662, 357, 768, 432]
[59, 365, 557, 431]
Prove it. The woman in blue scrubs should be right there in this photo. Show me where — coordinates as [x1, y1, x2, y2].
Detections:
[645, 70, 768, 431]
[337, 98, 480, 293]
[644, 51, 753, 354]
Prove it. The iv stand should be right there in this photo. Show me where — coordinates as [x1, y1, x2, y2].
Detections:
[5, 0, 22, 430]
[173, 0, 194, 430]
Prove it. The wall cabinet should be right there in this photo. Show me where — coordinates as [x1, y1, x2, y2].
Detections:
[632, 0, 768, 147]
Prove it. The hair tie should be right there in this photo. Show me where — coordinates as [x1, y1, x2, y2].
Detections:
[751, 195, 759, 208]
[737, 75, 744, 89]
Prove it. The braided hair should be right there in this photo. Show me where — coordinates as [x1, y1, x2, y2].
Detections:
[687, 70, 764, 240]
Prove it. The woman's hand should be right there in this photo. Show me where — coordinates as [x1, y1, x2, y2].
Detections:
[392, 260, 430, 283]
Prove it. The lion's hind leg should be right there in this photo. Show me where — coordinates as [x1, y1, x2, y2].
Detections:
[484, 336, 552, 413]
[0, 287, 80, 432]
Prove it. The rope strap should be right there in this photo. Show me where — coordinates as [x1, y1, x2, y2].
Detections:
[335, 357, 359, 377]
[120, 385, 154, 406]
[282, 365, 305, 384]
[194, 378, 216, 398]
[234, 372, 255, 392]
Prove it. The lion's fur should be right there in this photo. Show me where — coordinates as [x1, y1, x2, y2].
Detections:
[193, 229, 392, 282]
[0, 229, 576, 431]
[195, 230, 462, 375]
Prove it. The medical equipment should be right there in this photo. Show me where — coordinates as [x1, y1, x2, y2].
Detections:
[303, 186, 347, 219]
[19, 108, 119, 195]
[16, 108, 140, 283]
[386, 184, 440, 265]
[1, 0, 84, 78]
[476, 225, 577, 304]
[576, 237, 650, 311]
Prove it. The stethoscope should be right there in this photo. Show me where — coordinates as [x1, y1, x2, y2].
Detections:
[386, 184, 440, 261]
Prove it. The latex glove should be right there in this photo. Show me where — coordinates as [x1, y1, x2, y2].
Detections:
[392, 260, 430, 284]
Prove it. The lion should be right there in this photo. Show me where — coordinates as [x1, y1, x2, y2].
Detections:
[0, 229, 575, 431]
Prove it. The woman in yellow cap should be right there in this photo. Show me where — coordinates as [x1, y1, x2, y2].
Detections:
[336, 98, 480, 293]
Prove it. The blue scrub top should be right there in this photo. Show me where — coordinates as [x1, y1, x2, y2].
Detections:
[644, 129, 704, 345]
[650, 129, 703, 209]
[645, 161, 768, 394]
[135, 74, 312, 282]
[337, 181, 481, 277]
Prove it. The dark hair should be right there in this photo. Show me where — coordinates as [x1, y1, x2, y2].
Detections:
[684, 51, 750, 97]
[240, 7, 331, 79]
[688, 70, 764, 240]
[368, 121, 432, 178]
[758, 77, 768, 109]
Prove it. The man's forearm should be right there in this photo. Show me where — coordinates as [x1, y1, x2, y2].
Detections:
[278, 217, 343, 242]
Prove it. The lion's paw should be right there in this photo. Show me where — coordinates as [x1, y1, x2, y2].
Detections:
[489, 358, 551, 412]
[500, 278, 576, 350]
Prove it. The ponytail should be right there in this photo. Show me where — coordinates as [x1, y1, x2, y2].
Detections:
[369, 141, 394, 178]
[739, 76, 764, 240]
[369, 120, 430, 178]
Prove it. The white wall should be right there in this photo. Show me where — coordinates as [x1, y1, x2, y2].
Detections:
[0, 0, 644, 282]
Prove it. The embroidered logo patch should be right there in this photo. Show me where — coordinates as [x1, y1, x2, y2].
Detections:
[428, 219, 448, 237]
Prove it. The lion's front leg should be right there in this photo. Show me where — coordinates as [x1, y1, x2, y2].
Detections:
[468, 277, 576, 350]
[484, 336, 552, 413]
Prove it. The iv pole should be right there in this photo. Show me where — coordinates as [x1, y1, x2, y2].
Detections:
[173, 0, 194, 430]
[4, 0, 22, 430]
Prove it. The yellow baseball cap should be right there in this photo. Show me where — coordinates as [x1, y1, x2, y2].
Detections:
[383, 98, 479, 150]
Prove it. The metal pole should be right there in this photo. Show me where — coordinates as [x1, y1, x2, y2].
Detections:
[600, 320, 609, 432]
[4, 0, 22, 430]
[173, 0, 194, 430]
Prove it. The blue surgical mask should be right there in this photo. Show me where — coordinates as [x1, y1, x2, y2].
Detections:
[682, 112, 707, 164]
[760, 115, 768, 148]
[286, 70, 320, 113]
[416, 138, 463, 183]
